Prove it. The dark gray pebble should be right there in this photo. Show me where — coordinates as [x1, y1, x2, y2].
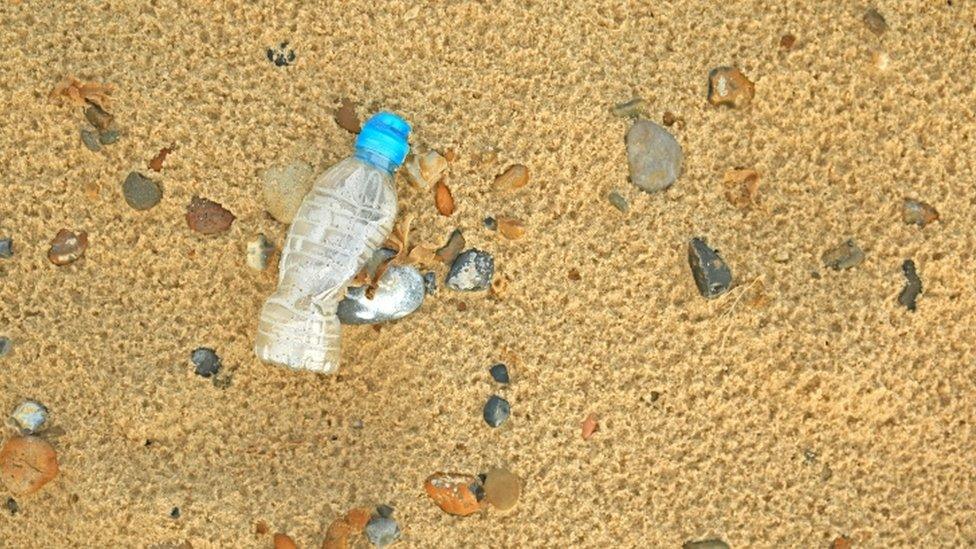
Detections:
[98, 129, 121, 145]
[607, 190, 629, 213]
[5, 498, 17, 515]
[898, 259, 922, 311]
[683, 540, 729, 549]
[0, 336, 10, 358]
[364, 515, 400, 547]
[423, 272, 437, 295]
[80, 128, 101, 152]
[0, 237, 12, 258]
[822, 239, 864, 270]
[688, 237, 732, 299]
[483, 216, 497, 230]
[446, 249, 494, 292]
[375, 504, 395, 518]
[170, 507, 181, 519]
[191, 347, 221, 377]
[489, 363, 510, 383]
[483, 395, 510, 427]
[123, 172, 162, 210]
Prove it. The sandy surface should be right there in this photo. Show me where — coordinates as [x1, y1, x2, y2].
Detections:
[1, 1, 975, 546]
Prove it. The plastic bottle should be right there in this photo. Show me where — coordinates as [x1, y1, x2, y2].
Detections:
[254, 112, 411, 373]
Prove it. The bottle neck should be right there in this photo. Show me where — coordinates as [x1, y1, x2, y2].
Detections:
[354, 148, 398, 175]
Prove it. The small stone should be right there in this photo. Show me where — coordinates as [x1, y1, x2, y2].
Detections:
[832, 535, 853, 549]
[0, 436, 59, 495]
[80, 128, 101, 152]
[436, 230, 466, 265]
[611, 97, 645, 118]
[186, 196, 235, 234]
[898, 259, 922, 311]
[492, 164, 529, 192]
[422, 272, 437, 295]
[170, 507, 181, 519]
[871, 49, 891, 70]
[261, 160, 314, 224]
[625, 120, 682, 193]
[707, 66, 755, 108]
[0, 237, 12, 258]
[607, 190, 629, 213]
[148, 146, 175, 171]
[11, 401, 48, 434]
[405, 150, 449, 188]
[346, 507, 373, 530]
[48, 229, 88, 266]
[424, 472, 484, 516]
[483, 468, 522, 512]
[376, 504, 395, 518]
[822, 239, 865, 270]
[581, 413, 599, 440]
[773, 250, 790, 263]
[489, 363, 509, 383]
[497, 217, 525, 240]
[662, 111, 679, 126]
[122, 172, 162, 210]
[246, 233, 275, 271]
[190, 347, 221, 377]
[688, 237, 733, 299]
[567, 268, 581, 281]
[335, 99, 361, 133]
[337, 264, 426, 325]
[446, 249, 494, 292]
[0, 337, 10, 358]
[434, 180, 455, 216]
[483, 217, 497, 230]
[364, 516, 400, 547]
[902, 198, 939, 227]
[98, 129, 121, 145]
[483, 395, 510, 427]
[683, 540, 729, 549]
[863, 8, 888, 35]
[6, 497, 17, 515]
[780, 33, 797, 50]
[84, 103, 114, 131]
[272, 533, 297, 549]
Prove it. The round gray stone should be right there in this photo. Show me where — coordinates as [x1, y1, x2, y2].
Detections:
[122, 172, 162, 210]
[626, 120, 682, 193]
[364, 516, 400, 547]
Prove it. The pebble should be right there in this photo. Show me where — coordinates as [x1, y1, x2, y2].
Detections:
[337, 264, 426, 325]
[607, 190, 629, 213]
[436, 230, 465, 265]
[0, 436, 59, 495]
[11, 401, 48, 434]
[446, 249, 494, 292]
[822, 239, 865, 270]
[98, 129, 121, 145]
[335, 98, 361, 133]
[80, 128, 101, 151]
[266, 41, 296, 67]
[423, 472, 484, 516]
[422, 271, 437, 295]
[707, 66, 755, 108]
[122, 172, 162, 210]
[898, 259, 922, 311]
[832, 536, 853, 549]
[170, 507, 181, 519]
[581, 413, 599, 440]
[434, 180, 455, 216]
[261, 160, 314, 224]
[492, 164, 529, 192]
[625, 120, 682, 193]
[246, 233, 275, 271]
[780, 33, 797, 50]
[722, 168, 760, 209]
[190, 347, 221, 377]
[186, 197, 235, 234]
[483, 217, 497, 231]
[0, 237, 12, 258]
[0, 337, 10, 358]
[611, 97, 645, 118]
[48, 229, 88, 266]
[688, 237, 733, 299]
[6, 498, 17, 515]
[902, 198, 939, 227]
[497, 217, 525, 240]
[683, 540, 730, 549]
[376, 504, 395, 518]
[84, 103, 114, 131]
[863, 8, 888, 35]
[272, 533, 297, 549]
[483, 468, 522, 512]
[489, 363, 510, 383]
[405, 150, 449, 187]
[364, 516, 401, 547]
[483, 395, 510, 427]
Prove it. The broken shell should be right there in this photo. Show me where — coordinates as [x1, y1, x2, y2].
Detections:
[496, 217, 526, 240]
[492, 164, 529, 192]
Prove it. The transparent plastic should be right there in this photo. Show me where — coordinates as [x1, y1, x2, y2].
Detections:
[254, 155, 398, 373]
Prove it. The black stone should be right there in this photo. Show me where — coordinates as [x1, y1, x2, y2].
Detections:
[898, 259, 922, 311]
[376, 504, 394, 518]
[170, 507, 180, 519]
[0, 237, 12, 258]
[489, 363, 510, 383]
[470, 480, 486, 502]
[191, 347, 221, 377]
[266, 49, 274, 62]
[483, 216, 497, 230]
[6, 498, 17, 515]
[483, 395, 510, 427]
[688, 237, 732, 298]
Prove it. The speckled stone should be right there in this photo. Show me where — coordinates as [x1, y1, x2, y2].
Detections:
[364, 516, 400, 547]
[483, 395, 510, 427]
[10, 401, 47, 434]
[191, 347, 221, 377]
[122, 172, 162, 210]
[246, 233, 275, 271]
[446, 249, 494, 292]
[688, 237, 732, 299]
[625, 120, 682, 193]
[423, 271, 437, 295]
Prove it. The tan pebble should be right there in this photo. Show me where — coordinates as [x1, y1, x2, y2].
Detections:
[83, 181, 100, 200]
[568, 268, 581, 281]
[335, 99, 360, 133]
[493, 164, 529, 192]
[902, 198, 939, 227]
[0, 436, 59, 495]
[344, 507, 372, 532]
[871, 50, 890, 70]
[581, 413, 599, 440]
[419, 151, 449, 184]
[186, 196, 235, 235]
[424, 472, 484, 516]
[722, 168, 761, 209]
[407, 244, 439, 266]
[273, 533, 297, 549]
[48, 229, 88, 266]
[483, 468, 522, 512]
[255, 521, 269, 535]
[863, 8, 887, 35]
[434, 180, 455, 216]
[443, 148, 458, 162]
[707, 67, 755, 108]
[497, 217, 525, 240]
[490, 274, 508, 297]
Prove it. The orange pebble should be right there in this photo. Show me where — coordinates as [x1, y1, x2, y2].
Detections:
[424, 472, 484, 516]
[273, 533, 297, 549]
[581, 413, 599, 440]
[0, 436, 59, 495]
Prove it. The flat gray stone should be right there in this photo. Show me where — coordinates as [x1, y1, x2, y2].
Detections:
[626, 120, 682, 193]
[123, 172, 162, 210]
[80, 128, 101, 152]
[822, 239, 864, 270]
[683, 540, 729, 549]
[0, 237, 12, 258]
[688, 237, 732, 299]
[364, 516, 400, 547]
[338, 264, 425, 325]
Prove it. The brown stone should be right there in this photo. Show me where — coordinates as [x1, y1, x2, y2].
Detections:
[722, 168, 761, 209]
[483, 468, 522, 512]
[255, 521, 268, 535]
[185, 197, 235, 235]
[84, 103, 114, 131]
[568, 268, 581, 281]
[434, 180, 455, 216]
[707, 67, 755, 108]
[581, 413, 599, 440]
[779, 33, 797, 50]
[48, 229, 88, 266]
[273, 533, 297, 549]
[424, 472, 484, 516]
[497, 217, 525, 240]
[863, 8, 887, 35]
[0, 436, 59, 495]
[335, 99, 360, 134]
[344, 507, 372, 532]
[492, 164, 529, 192]
[435, 229, 465, 264]
[832, 536, 853, 549]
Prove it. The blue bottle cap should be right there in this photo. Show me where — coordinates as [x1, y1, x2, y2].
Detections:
[355, 112, 411, 169]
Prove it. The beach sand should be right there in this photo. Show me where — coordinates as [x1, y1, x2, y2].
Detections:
[1, 1, 974, 546]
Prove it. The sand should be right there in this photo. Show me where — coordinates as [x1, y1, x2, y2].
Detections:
[1, 1, 975, 547]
